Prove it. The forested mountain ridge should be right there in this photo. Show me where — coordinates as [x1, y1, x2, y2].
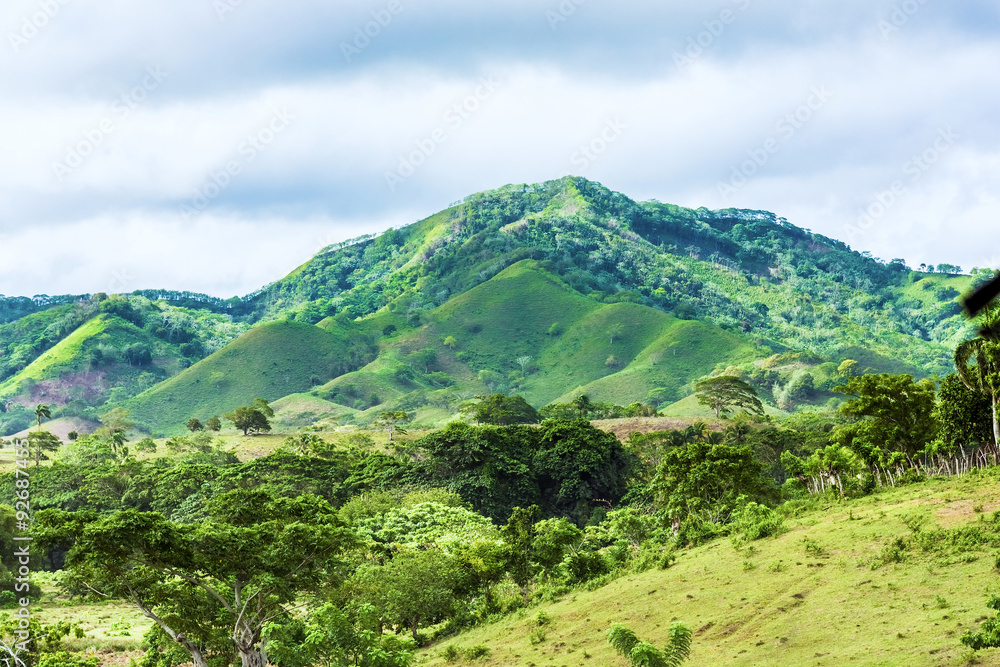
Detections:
[0, 177, 980, 435]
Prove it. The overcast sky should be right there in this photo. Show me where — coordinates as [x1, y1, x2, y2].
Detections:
[0, 0, 998, 298]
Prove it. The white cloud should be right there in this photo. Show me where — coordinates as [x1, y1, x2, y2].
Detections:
[0, 1, 999, 295]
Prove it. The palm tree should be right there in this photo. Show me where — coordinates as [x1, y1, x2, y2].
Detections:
[572, 394, 592, 419]
[34, 403, 51, 430]
[955, 304, 1000, 450]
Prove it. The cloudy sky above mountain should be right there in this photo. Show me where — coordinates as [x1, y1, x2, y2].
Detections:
[0, 0, 998, 297]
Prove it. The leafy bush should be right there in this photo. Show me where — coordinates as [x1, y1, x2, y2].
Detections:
[464, 644, 490, 659]
[962, 595, 1000, 651]
[871, 536, 909, 569]
[607, 622, 692, 667]
[729, 502, 784, 546]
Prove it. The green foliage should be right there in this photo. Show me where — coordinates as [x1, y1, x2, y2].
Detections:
[694, 376, 763, 418]
[729, 502, 785, 545]
[651, 441, 774, 527]
[460, 393, 539, 425]
[354, 502, 498, 552]
[37, 489, 358, 666]
[834, 373, 938, 469]
[962, 596, 1000, 651]
[0, 614, 88, 667]
[26, 430, 61, 467]
[607, 622, 692, 667]
[540, 419, 635, 516]
[352, 548, 462, 641]
[374, 411, 411, 441]
[265, 603, 415, 667]
[223, 398, 273, 435]
[607, 623, 640, 657]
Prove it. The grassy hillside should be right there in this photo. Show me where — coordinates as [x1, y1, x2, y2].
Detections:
[188, 260, 950, 432]
[0, 315, 112, 398]
[0, 313, 186, 415]
[418, 471, 1000, 666]
[125, 320, 374, 435]
[545, 317, 761, 406]
[0, 177, 981, 433]
[300, 262, 780, 425]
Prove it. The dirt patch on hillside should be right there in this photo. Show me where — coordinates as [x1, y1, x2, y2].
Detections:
[592, 417, 725, 441]
[935, 498, 1000, 528]
[9, 369, 110, 408]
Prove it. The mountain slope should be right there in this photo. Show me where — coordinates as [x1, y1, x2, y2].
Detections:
[125, 320, 377, 435]
[0, 177, 981, 435]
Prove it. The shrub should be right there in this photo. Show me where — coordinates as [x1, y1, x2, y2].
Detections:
[871, 536, 909, 569]
[729, 502, 784, 546]
[464, 644, 490, 659]
[607, 622, 692, 667]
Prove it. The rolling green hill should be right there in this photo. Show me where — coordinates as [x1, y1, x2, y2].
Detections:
[125, 320, 377, 435]
[292, 261, 772, 426]
[0, 177, 986, 436]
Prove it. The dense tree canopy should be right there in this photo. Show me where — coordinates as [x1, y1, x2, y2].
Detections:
[694, 376, 764, 418]
[38, 489, 357, 667]
[834, 373, 938, 469]
[460, 393, 539, 425]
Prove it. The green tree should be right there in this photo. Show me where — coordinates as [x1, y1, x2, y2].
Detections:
[410, 348, 437, 374]
[187, 418, 204, 432]
[98, 407, 133, 439]
[651, 441, 773, 525]
[38, 489, 357, 667]
[609, 322, 624, 345]
[374, 411, 411, 442]
[694, 376, 763, 418]
[416, 422, 541, 522]
[265, 603, 415, 667]
[532, 419, 636, 523]
[281, 433, 334, 458]
[954, 305, 1000, 449]
[123, 343, 152, 367]
[834, 373, 937, 468]
[205, 416, 222, 432]
[27, 430, 61, 467]
[34, 404, 51, 429]
[501, 505, 541, 602]
[572, 394, 592, 419]
[223, 399, 273, 436]
[353, 548, 461, 641]
[837, 359, 858, 378]
[935, 373, 993, 456]
[460, 393, 539, 426]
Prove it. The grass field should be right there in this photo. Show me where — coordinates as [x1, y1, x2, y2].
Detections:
[418, 470, 1000, 667]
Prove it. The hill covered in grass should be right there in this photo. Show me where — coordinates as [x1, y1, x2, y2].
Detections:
[125, 319, 378, 435]
[417, 470, 1000, 666]
[0, 176, 984, 436]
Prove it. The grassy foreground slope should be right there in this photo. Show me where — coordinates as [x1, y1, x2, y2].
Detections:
[126, 320, 368, 435]
[420, 471, 1000, 667]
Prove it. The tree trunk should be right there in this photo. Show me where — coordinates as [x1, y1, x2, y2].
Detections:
[992, 395, 1000, 451]
[238, 648, 267, 667]
[137, 606, 208, 667]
